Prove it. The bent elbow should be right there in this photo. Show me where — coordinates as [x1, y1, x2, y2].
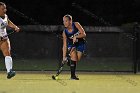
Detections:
[84, 33, 86, 38]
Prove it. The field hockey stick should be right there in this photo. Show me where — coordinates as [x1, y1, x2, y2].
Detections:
[3, 30, 15, 37]
[0, 30, 16, 41]
[52, 44, 75, 80]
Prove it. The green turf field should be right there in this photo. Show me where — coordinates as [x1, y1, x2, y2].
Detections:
[0, 71, 140, 93]
[0, 57, 133, 71]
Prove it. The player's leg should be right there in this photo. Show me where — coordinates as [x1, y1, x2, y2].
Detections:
[0, 39, 16, 79]
[76, 43, 86, 61]
[70, 43, 85, 80]
[77, 51, 83, 61]
[70, 48, 79, 80]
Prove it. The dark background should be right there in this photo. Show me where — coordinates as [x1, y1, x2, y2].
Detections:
[1, 0, 140, 26]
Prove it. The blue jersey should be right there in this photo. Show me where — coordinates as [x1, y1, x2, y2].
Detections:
[64, 22, 85, 46]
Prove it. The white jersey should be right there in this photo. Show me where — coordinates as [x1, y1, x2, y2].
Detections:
[0, 14, 8, 37]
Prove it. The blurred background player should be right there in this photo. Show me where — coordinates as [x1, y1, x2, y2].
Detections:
[0, 2, 20, 79]
[62, 14, 86, 80]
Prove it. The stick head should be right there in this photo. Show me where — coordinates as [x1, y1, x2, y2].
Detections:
[52, 75, 56, 80]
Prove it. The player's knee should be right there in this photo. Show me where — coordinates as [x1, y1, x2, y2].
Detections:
[71, 53, 78, 61]
[71, 55, 78, 61]
[71, 58, 78, 62]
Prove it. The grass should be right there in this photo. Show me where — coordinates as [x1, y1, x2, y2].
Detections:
[0, 57, 134, 71]
[0, 71, 140, 93]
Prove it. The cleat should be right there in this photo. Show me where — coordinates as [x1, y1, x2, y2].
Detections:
[7, 70, 16, 79]
[70, 76, 79, 80]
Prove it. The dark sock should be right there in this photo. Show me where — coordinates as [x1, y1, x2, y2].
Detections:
[70, 60, 76, 77]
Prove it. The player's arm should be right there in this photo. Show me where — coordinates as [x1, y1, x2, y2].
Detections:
[62, 31, 67, 61]
[74, 22, 86, 38]
[8, 19, 20, 32]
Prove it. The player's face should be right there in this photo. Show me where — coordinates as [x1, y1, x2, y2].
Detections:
[63, 17, 71, 28]
[0, 4, 7, 16]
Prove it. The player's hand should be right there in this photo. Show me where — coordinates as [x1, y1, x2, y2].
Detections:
[62, 57, 68, 64]
[73, 36, 77, 44]
[14, 26, 20, 32]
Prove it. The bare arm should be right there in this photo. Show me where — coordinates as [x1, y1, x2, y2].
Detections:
[62, 31, 67, 60]
[8, 19, 20, 32]
[74, 22, 86, 38]
[72, 22, 86, 43]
